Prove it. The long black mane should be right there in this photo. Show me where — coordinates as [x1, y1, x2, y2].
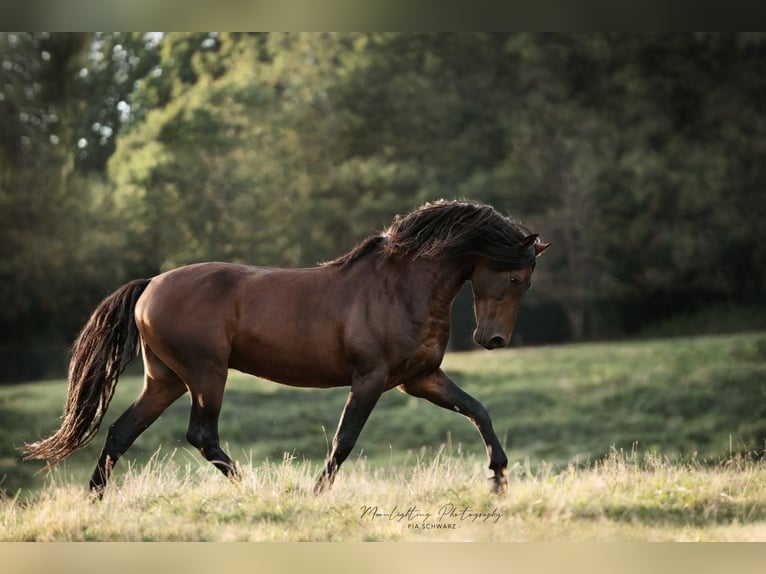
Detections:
[325, 199, 537, 270]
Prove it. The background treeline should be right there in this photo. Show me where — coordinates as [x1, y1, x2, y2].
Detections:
[2, 33, 765, 382]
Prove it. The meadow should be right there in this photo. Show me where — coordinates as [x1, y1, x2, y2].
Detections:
[1, 332, 766, 541]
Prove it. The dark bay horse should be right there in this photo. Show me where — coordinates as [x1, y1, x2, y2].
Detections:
[23, 200, 550, 497]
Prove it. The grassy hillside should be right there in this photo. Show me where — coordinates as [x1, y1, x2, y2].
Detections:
[2, 332, 766, 497]
[2, 332, 766, 540]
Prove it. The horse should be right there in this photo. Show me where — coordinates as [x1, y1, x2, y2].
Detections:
[23, 199, 550, 497]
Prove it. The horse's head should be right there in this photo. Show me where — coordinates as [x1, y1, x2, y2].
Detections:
[470, 236, 551, 350]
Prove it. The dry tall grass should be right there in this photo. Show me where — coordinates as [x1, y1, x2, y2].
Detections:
[3, 447, 765, 541]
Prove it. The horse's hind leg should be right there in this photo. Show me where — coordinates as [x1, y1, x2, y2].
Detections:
[183, 365, 239, 480]
[89, 344, 186, 498]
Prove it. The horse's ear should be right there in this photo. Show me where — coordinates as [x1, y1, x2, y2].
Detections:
[519, 234, 539, 249]
[534, 241, 552, 257]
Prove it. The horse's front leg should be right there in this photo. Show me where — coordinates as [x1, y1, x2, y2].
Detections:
[314, 371, 385, 494]
[399, 369, 508, 493]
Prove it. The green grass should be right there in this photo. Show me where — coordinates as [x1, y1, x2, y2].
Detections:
[2, 332, 766, 540]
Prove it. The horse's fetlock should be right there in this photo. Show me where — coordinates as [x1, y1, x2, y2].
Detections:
[186, 427, 204, 449]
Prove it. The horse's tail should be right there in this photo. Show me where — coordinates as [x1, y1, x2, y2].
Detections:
[22, 278, 151, 467]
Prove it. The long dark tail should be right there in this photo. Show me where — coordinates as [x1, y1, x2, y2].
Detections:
[22, 278, 151, 467]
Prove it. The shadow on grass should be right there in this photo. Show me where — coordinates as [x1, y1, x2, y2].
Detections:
[597, 500, 766, 527]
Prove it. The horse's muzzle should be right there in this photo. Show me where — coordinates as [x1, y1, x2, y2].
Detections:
[485, 336, 507, 349]
[474, 331, 509, 350]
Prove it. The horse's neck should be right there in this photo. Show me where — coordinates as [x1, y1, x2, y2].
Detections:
[411, 258, 472, 320]
[337, 254, 470, 321]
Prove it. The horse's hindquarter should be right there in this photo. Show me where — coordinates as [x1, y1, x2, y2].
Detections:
[135, 263, 257, 372]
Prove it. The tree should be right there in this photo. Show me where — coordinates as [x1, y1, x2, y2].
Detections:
[4, 33, 766, 381]
[109, 33, 305, 273]
[0, 33, 156, 378]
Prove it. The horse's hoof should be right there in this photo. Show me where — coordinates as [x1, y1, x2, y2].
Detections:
[489, 474, 508, 495]
[88, 487, 105, 503]
[313, 476, 332, 495]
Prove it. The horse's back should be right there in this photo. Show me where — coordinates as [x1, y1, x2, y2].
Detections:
[137, 262, 263, 319]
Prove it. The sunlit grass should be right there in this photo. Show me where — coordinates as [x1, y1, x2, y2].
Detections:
[3, 447, 766, 541]
[3, 332, 766, 540]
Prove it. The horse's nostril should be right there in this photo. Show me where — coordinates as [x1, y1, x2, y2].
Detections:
[487, 336, 506, 349]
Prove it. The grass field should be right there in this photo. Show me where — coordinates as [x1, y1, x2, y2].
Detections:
[2, 332, 766, 540]
[3, 448, 766, 541]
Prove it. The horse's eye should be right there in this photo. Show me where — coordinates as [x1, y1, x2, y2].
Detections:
[509, 276, 520, 285]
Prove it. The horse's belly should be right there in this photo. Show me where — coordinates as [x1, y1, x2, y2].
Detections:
[229, 340, 351, 389]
